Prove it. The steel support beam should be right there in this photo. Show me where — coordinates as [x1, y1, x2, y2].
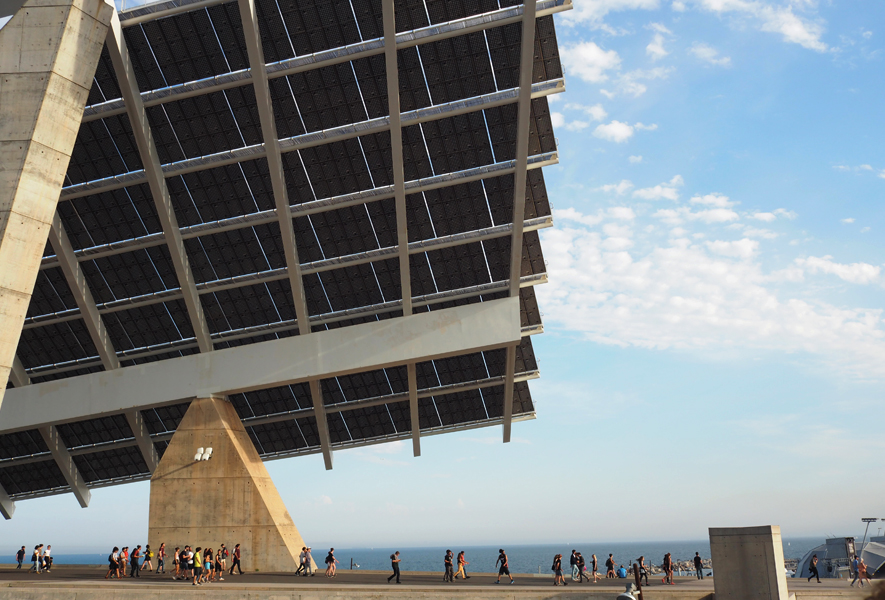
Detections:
[309, 379, 333, 470]
[1, 298, 521, 434]
[0, 483, 13, 519]
[47, 213, 120, 370]
[38, 425, 90, 507]
[503, 0, 538, 444]
[124, 410, 159, 473]
[237, 0, 311, 336]
[105, 12, 213, 353]
[9, 356, 30, 387]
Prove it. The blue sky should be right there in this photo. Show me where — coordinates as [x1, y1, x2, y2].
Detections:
[2, 0, 884, 553]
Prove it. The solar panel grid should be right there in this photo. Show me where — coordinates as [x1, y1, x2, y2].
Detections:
[57, 414, 133, 448]
[87, 45, 122, 106]
[167, 159, 276, 228]
[397, 46, 432, 112]
[420, 32, 497, 105]
[80, 246, 178, 304]
[146, 86, 263, 161]
[341, 404, 398, 438]
[73, 444, 150, 483]
[0, 430, 48, 461]
[317, 307, 400, 331]
[201, 280, 297, 334]
[278, 0, 362, 57]
[103, 299, 196, 351]
[297, 137, 380, 200]
[212, 326, 298, 349]
[316, 258, 400, 311]
[65, 115, 142, 186]
[424, 0, 500, 24]
[119, 345, 200, 367]
[17, 320, 100, 372]
[141, 402, 192, 434]
[271, 62, 368, 134]
[30, 366, 105, 385]
[432, 389, 488, 425]
[519, 285, 541, 327]
[394, 0, 430, 32]
[57, 183, 161, 250]
[184, 223, 287, 283]
[400, 123, 435, 179]
[231, 382, 311, 418]
[280, 151, 321, 205]
[512, 379, 533, 412]
[26, 268, 78, 318]
[0, 461, 67, 495]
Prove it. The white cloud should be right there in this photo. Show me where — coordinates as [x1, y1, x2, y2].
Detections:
[751, 212, 776, 222]
[862, 227, 871, 233]
[633, 175, 684, 200]
[598, 179, 635, 195]
[647, 33, 669, 60]
[862, 29, 873, 40]
[593, 120, 635, 143]
[743, 227, 779, 239]
[672, 0, 686, 10]
[647, 22, 673, 34]
[554, 206, 637, 226]
[629, 155, 643, 164]
[608, 66, 674, 98]
[706, 238, 758, 259]
[561, 0, 660, 26]
[551, 112, 565, 128]
[690, 193, 734, 207]
[560, 42, 622, 83]
[654, 206, 739, 223]
[565, 103, 608, 121]
[537, 214, 885, 378]
[797, 256, 881, 285]
[834, 164, 885, 178]
[693, 0, 828, 52]
[635, 122, 659, 130]
[841, 218, 855, 224]
[774, 208, 798, 220]
[610, 206, 637, 220]
[689, 42, 732, 66]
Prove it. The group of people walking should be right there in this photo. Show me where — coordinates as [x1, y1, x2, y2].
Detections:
[441, 549, 481, 583]
[15, 545, 52, 573]
[550, 550, 702, 586]
[105, 543, 243, 585]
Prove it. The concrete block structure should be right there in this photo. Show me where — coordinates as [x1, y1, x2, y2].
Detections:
[709, 525, 790, 600]
[0, 0, 569, 567]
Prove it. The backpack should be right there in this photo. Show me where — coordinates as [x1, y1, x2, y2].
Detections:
[224, 548, 229, 558]
[108, 554, 113, 562]
[390, 554, 396, 561]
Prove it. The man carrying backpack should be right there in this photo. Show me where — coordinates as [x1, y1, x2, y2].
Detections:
[15, 546, 25, 569]
[129, 545, 141, 577]
[387, 551, 401, 584]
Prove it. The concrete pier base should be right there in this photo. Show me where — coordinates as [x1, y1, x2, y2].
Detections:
[709, 525, 790, 600]
[148, 397, 310, 572]
[0, 0, 113, 404]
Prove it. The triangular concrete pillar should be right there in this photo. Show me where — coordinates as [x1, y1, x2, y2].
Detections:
[148, 397, 310, 572]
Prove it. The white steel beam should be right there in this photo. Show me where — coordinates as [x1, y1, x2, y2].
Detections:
[383, 0, 420, 457]
[47, 213, 120, 370]
[0, 298, 521, 434]
[503, 0, 538, 444]
[309, 379, 333, 470]
[124, 410, 159, 473]
[237, 0, 311, 336]
[104, 12, 213, 353]
[0, 483, 13, 519]
[38, 425, 91, 508]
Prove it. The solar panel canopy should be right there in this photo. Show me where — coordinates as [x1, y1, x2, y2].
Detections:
[0, 0, 568, 504]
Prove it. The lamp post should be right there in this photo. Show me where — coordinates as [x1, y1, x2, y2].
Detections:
[860, 518, 878, 553]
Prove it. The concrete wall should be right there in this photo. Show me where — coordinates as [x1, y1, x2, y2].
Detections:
[148, 397, 310, 573]
[0, 0, 113, 405]
[709, 525, 790, 600]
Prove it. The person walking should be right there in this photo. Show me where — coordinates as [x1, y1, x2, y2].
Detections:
[43, 545, 52, 572]
[570, 550, 579, 581]
[807, 554, 821, 583]
[184, 546, 195, 580]
[157, 543, 166, 574]
[662, 553, 673, 585]
[130, 545, 141, 577]
[605, 554, 615, 578]
[119, 547, 128, 578]
[192, 546, 203, 586]
[638, 556, 649, 586]
[496, 548, 514, 584]
[296, 547, 307, 576]
[324, 548, 338, 577]
[552, 553, 567, 586]
[591, 554, 601, 582]
[105, 547, 120, 579]
[387, 551, 401, 584]
[29, 545, 41, 574]
[858, 556, 872, 586]
[443, 550, 454, 582]
[576, 552, 586, 583]
[305, 547, 314, 576]
[454, 551, 469, 580]
[851, 555, 865, 587]
[219, 544, 228, 574]
[694, 552, 704, 580]
[141, 544, 153, 571]
[16, 546, 25, 569]
[171, 546, 181, 580]
[229, 543, 243, 575]
[215, 548, 225, 581]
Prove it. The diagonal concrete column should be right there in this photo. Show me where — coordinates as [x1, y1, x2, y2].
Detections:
[149, 397, 310, 572]
[0, 0, 114, 407]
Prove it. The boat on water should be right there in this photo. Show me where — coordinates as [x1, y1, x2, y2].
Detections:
[795, 536, 885, 579]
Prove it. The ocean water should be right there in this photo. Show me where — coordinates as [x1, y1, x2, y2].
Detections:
[35, 538, 820, 574]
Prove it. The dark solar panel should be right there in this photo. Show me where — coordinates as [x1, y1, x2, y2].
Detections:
[201, 280, 297, 335]
[0, 430, 48, 461]
[185, 222, 286, 283]
[103, 300, 196, 352]
[125, 3, 249, 92]
[338, 404, 398, 439]
[17, 320, 100, 371]
[73, 445, 149, 483]
[425, 0, 499, 25]
[25, 268, 77, 319]
[431, 388, 488, 425]
[486, 16, 562, 90]
[397, 46, 432, 112]
[306, 197, 395, 259]
[65, 115, 142, 185]
[80, 246, 179, 304]
[231, 382, 311, 418]
[315, 259, 400, 313]
[512, 379, 534, 413]
[141, 402, 192, 434]
[120, 346, 200, 367]
[0, 460, 67, 495]
[420, 111, 495, 175]
[167, 158, 276, 228]
[419, 31, 497, 105]
[275, 0, 362, 58]
[350, 0, 382, 40]
[483, 96, 557, 162]
[297, 135, 388, 199]
[86, 44, 122, 106]
[145, 86, 262, 163]
[30, 365, 104, 385]
[394, 0, 430, 32]
[57, 414, 133, 448]
[249, 416, 319, 454]
[515, 334, 537, 372]
[58, 183, 161, 250]
[520, 285, 542, 328]
[406, 179, 494, 242]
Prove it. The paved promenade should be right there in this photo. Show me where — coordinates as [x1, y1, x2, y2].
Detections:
[0, 566, 877, 599]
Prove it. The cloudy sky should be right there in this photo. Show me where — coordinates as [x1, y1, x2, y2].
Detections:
[2, 0, 884, 553]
